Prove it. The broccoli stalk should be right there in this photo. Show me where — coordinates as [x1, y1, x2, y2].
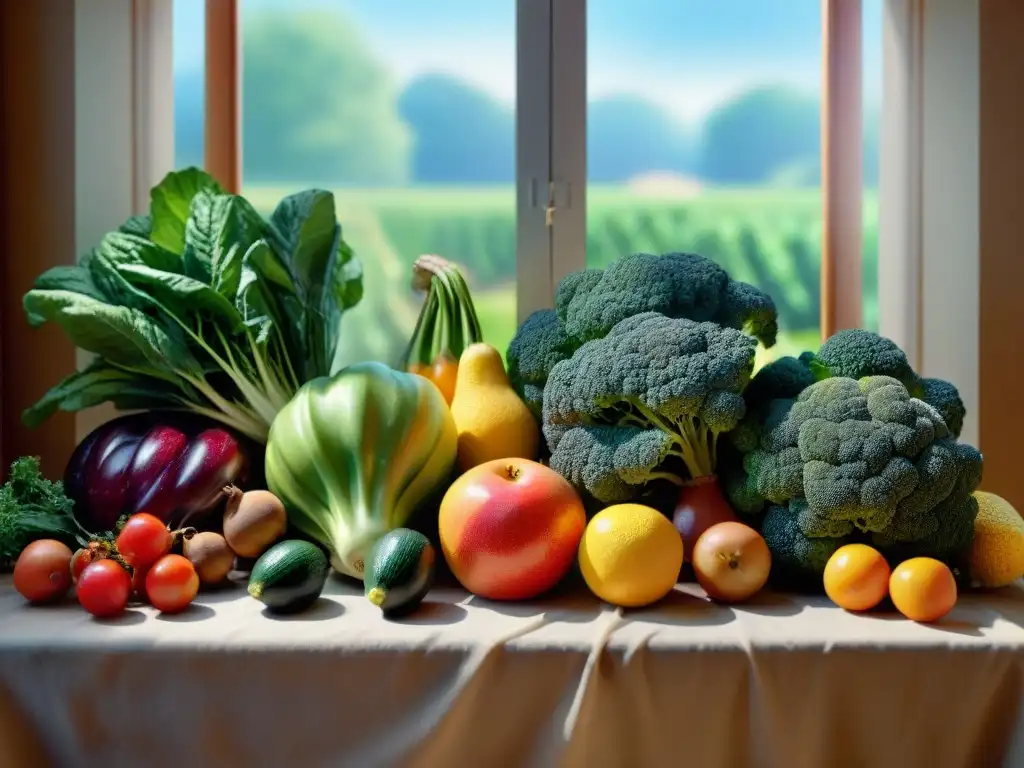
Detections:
[542, 312, 757, 504]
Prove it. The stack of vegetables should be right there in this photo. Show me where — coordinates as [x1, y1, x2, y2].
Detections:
[5, 167, 1024, 626]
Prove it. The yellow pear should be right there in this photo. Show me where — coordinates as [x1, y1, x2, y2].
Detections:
[450, 343, 541, 472]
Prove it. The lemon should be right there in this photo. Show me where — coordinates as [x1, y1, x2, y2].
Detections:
[968, 491, 1024, 588]
[578, 504, 683, 608]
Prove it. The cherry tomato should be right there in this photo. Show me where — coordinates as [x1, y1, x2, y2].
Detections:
[823, 544, 891, 612]
[77, 559, 132, 618]
[71, 542, 108, 583]
[145, 554, 199, 614]
[14, 540, 74, 603]
[889, 557, 957, 623]
[116, 513, 172, 568]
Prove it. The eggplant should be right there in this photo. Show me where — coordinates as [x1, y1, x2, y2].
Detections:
[64, 412, 264, 533]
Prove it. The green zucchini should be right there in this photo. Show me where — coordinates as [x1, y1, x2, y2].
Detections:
[248, 540, 330, 613]
[365, 528, 435, 617]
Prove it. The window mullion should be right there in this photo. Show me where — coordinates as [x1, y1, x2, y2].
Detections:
[516, 0, 555, 323]
[821, 0, 864, 338]
[204, 0, 241, 193]
[549, 0, 587, 293]
[132, 0, 175, 214]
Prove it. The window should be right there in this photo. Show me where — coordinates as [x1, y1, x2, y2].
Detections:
[172, 0, 877, 368]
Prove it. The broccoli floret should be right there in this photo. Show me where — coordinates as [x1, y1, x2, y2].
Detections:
[506, 309, 577, 419]
[742, 355, 817, 410]
[919, 377, 966, 439]
[555, 252, 778, 348]
[725, 374, 983, 586]
[813, 329, 922, 393]
[542, 312, 757, 503]
[760, 503, 850, 588]
[807, 329, 967, 437]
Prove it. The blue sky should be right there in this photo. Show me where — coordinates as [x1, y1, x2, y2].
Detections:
[173, 0, 882, 123]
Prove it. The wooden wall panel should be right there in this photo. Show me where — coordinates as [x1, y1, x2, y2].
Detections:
[0, 2, 79, 480]
[979, 0, 1024, 507]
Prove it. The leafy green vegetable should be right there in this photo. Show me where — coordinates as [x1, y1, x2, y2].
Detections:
[0, 457, 82, 571]
[21, 168, 364, 442]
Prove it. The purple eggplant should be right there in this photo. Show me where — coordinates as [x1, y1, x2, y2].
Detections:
[64, 412, 264, 533]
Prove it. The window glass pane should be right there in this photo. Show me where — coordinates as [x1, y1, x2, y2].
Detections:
[862, 0, 882, 332]
[239, 0, 517, 368]
[587, 0, 823, 366]
[173, 0, 205, 169]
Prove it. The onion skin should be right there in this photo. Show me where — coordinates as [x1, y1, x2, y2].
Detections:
[691, 522, 771, 603]
[671, 476, 739, 562]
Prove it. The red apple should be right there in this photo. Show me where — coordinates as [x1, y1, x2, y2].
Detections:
[438, 458, 586, 601]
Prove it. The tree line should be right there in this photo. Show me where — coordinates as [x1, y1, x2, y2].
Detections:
[175, 9, 879, 187]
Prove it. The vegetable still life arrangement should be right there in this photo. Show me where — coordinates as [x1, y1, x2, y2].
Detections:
[5, 168, 1024, 630]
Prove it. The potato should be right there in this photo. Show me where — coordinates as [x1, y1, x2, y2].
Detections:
[222, 485, 287, 558]
[183, 532, 235, 586]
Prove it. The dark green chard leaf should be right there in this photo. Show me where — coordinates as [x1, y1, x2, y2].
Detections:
[26, 262, 110, 317]
[184, 189, 267, 294]
[119, 215, 152, 238]
[100, 231, 182, 273]
[237, 239, 304, 357]
[22, 360, 180, 428]
[21, 289, 200, 373]
[149, 167, 225, 254]
[266, 189, 363, 378]
[116, 263, 244, 332]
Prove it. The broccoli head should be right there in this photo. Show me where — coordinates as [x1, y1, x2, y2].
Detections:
[506, 309, 577, 419]
[554, 252, 778, 348]
[542, 312, 757, 503]
[723, 374, 983, 584]
[808, 329, 967, 438]
[506, 251, 778, 424]
[813, 329, 922, 391]
[919, 377, 966, 440]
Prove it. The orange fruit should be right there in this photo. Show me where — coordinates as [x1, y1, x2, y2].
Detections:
[889, 558, 957, 623]
[823, 544, 890, 612]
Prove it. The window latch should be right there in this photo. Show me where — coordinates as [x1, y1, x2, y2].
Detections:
[545, 181, 556, 228]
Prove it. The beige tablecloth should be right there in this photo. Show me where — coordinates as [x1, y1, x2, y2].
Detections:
[2, 574, 1024, 768]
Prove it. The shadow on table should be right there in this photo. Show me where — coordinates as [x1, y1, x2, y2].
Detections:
[858, 610, 985, 636]
[462, 574, 607, 626]
[156, 604, 217, 623]
[194, 583, 248, 604]
[729, 589, 807, 618]
[261, 597, 346, 622]
[95, 608, 147, 626]
[385, 601, 468, 626]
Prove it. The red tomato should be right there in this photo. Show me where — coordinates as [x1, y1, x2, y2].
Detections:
[71, 542, 108, 583]
[116, 513, 172, 568]
[13, 540, 74, 603]
[77, 559, 132, 618]
[145, 554, 199, 614]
